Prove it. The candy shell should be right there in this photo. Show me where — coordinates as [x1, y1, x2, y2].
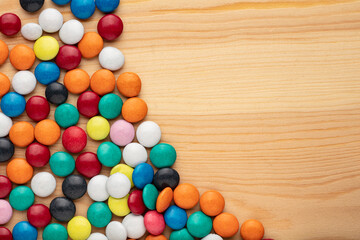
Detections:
[187, 211, 213, 238]
[49, 151, 75, 177]
[55, 103, 80, 128]
[26, 96, 50, 121]
[52, 0, 71, 5]
[97, 141, 121, 167]
[0, 73, 10, 97]
[133, 163, 154, 190]
[0, 92, 26, 117]
[34, 36, 59, 61]
[21, 23, 42, 41]
[174, 183, 199, 210]
[64, 69, 90, 94]
[0, 113, 12, 137]
[153, 168, 180, 191]
[105, 221, 127, 240]
[20, 0, 44, 12]
[123, 143, 147, 168]
[87, 202, 112, 228]
[76, 152, 102, 178]
[50, 197, 75, 222]
[0, 40, 9, 65]
[97, 14, 123, 41]
[106, 173, 131, 199]
[9, 186, 35, 211]
[0, 175, 12, 198]
[240, 219, 265, 240]
[0, 13, 21, 36]
[170, 229, 194, 240]
[117, 72, 141, 98]
[0, 200, 12, 225]
[87, 116, 110, 141]
[34, 61, 60, 85]
[67, 216, 91, 240]
[6, 158, 33, 184]
[35, 119, 61, 146]
[11, 71, 36, 95]
[9, 121, 34, 148]
[95, 0, 120, 13]
[122, 97, 148, 123]
[43, 223, 68, 240]
[10, 44, 35, 70]
[156, 187, 173, 213]
[0, 227, 12, 240]
[38, 8, 63, 33]
[71, 0, 96, 19]
[90, 69, 115, 96]
[99, 93, 123, 119]
[164, 205, 187, 230]
[78, 32, 103, 58]
[59, 19, 84, 45]
[202, 234, 223, 240]
[213, 213, 239, 238]
[62, 126, 87, 153]
[128, 190, 146, 215]
[109, 120, 135, 146]
[144, 211, 166, 236]
[88, 233, 108, 240]
[200, 190, 225, 217]
[12, 222, 37, 240]
[62, 175, 87, 200]
[142, 184, 159, 210]
[26, 142, 50, 167]
[0, 138, 14, 163]
[31, 172, 56, 197]
[77, 91, 100, 117]
[110, 164, 134, 187]
[108, 195, 130, 217]
[99, 47, 124, 71]
[27, 204, 51, 228]
[87, 175, 109, 202]
[45, 82, 68, 105]
[55, 45, 82, 70]
[122, 214, 146, 239]
[150, 143, 176, 168]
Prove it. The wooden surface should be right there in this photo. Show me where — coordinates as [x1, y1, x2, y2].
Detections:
[1, 0, 360, 239]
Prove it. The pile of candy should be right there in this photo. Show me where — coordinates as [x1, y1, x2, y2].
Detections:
[0, 1, 269, 240]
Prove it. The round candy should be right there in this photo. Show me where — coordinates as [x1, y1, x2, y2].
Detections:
[95, 0, 120, 13]
[0, 227, 12, 240]
[187, 211, 213, 238]
[12, 222, 37, 240]
[87, 116, 110, 140]
[0, 175, 12, 198]
[49, 151, 75, 177]
[106, 172, 131, 198]
[55, 103, 80, 128]
[0, 92, 26, 117]
[153, 168, 180, 191]
[26, 96, 50, 121]
[34, 36, 59, 61]
[128, 190, 146, 215]
[105, 221, 127, 240]
[109, 120, 135, 146]
[6, 158, 33, 184]
[88, 233, 108, 240]
[146, 235, 167, 240]
[35, 119, 61, 145]
[43, 223, 68, 240]
[45, 82, 68, 105]
[38, 8, 63, 33]
[174, 183, 199, 209]
[0, 138, 14, 162]
[71, 0, 96, 19]
[202, 234, 223, 240]
[59, 19, 84, 45]
[9, 121, 34, 147]
[133, 163, 154, 190]
[26, 142, 50, 167]
[108, 195, 130, 217]
[0, 113, 12, 137]
[150, 143, 176, 168]
[122, 97, 148, 123]
[110, 164, 134, 187]
[12, 71, 37, 95]
[56, 45, 82, 70]
[142, 184, 159, 210]
[9, 186, 35, 211]
[87, 202, 112, 228]
[78, 32, 104, 58]
[10, 44, 35, 70]
[27, 204, 51, 228]
[144, 211, 166, 236]
[62, 174, 87, 200]
[97, 141, 121, 167]
[0, 13, 21, 36]
[64, 69, 90, 94]
[34, 61, 60, 85]
[0, 200, 12, 224]
[21, 23, 42, 41]
[99, 93, 123, 119]
[122, 214, 146, 239]
[117, 72, 141, 97]
[52, 0, 71, 5]
[50, 197, 75, 222]
[0, 40, 9, 66]
[31, 172, 56, 197]
[0, 73, 10, 97]
[99, 47, 125, 71]
[67, 216, 91, 240]
[76, 152, 101, 178]
[213, 213, 239, 238]
[240, 219, 265, 240]
[156, 187, 173, 213]
[77, 91, 100, 117]
[88, 175, 109, 202]
[200, 190, 225, 217]
[97, 14, 123, 41]
[20, 0, 44, 12]
[62, 126, 87, 153]
[90, 69, 116, 96]
[123, 143, 147, 168]
[170, 229, 194, 240]
[164, 205, 187, 230]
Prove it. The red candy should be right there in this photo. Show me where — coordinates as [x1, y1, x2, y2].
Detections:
[62, 126, 87, 153]
[144, 210, 166, 236]
[25, 142, 50, 167]
[0, 175, 12, 198]
[55, 45, 82, 71]
[77, 91, 100, 118]
[128, 190, 146, 215]
[26, 96, 50, 121]
[27, 204, 51, 228]
[97, 14, 123, 41]
[76, 152, 101, 178]
[0, 13, 21, 36]
[0, 227, 12, 240]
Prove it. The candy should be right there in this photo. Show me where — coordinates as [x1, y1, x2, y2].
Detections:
[97, 14, 123, 41]
[87, 116, 110, 140]
[144, 210, 166, 236]
[156, 187, 173, 213]
[0, 40, 8, 65]
[26, 96, 50, 121]
[12, 222, 37, 240]
[187, 211, 213, 238]
[128, 190, 146, 215]
[97, 141, 121, 167]
[0, 227, 12, 240]
[90, 69, 116, 96]
[34, 61, 60, 85]
[133, 163, 154, 190]
[117, 72, 141, 98]
[20, 0, 44, 12]
[150, 143, 176, 168]
[0, 113, 12, 137]
[38, 8, 63, 33]
[43, 223, 68, 240]
[240, 219, 265, 240]
[87, 175, 109, 202]
[26, 142, 50, 167]
[9, 186, 35, 211]
[30, 172, 56, 197]
[55, 45, 82, 70]
[76, 152, 102, 178]
[52, 0, 71, 5]
[95, 0, 120, 13]
[12, 71, 36, 96]
[164, 205, 188, 230]
[49, 197, 76, 222]
[9, 44, 35, 70]
[45, 82, 68, 105]
[27, 204, 51, 228]
[106, 172, 131, 198]
[87, 202, 112, 228]
[62, 175, 87, 200]
[99, 47, 125, 71]
[55, 103, 80, 128]
[174, 183, 199, 209]
[50, 152, 75, 177]
[0, 13, 21, 36]
[108, 195, 130, 217]
[110, 164, 134, 187]
[21, 23, 42, 40]
[0, 73, 10, 97]
[0, 175, 12, 198]
[99, 93, 123, 119]
[67, 216, 91, 240]
[122, 214, 146, 239]
[78, 32, 104, 58]
[123, 143, 147, 168]
[200, 190, 225, 217]
[64, 69, 90, 94]
[146, 235, 168, 240]
[77, 91, 100, 117]
[0, 92, 26, 117]
[88, 233, 108, 240]
[213, 213, 239, 238]
[0, 138, 14, 162]
[122, 97, 148, 123]
[71, 0, 96, 19]
[59, 19, 84, 45]
[35, 119, 61, 146]
[202, 234, 223, 240]
[62, 126, 87, 153]
[34, 36, 59, 61]
[105, 221, 127, 240]
[142, 184, 159, 210]
[6, 158, 33, 184]
[153, 168, 180, 191]
[0, 200, 12, 224]
[110, 120, 135, 146]
[169, 229, 194, 240]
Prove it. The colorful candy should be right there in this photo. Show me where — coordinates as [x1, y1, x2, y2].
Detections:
[59, 19, 84, 45]
[97, 14, 123, 41]
[87, 202, 112, 228]
[156, 187, 173, 213]
[95, 0, 120, 13]
[45, 82, 68, 105]
[90, 69, 116, 96]
[62, 175, 87, 200]
[174, 183, 199, 209]
[38, 8, 63, 33]
[169, 228, 194, 240]
[49, 151, 75, 177]
[78, 32, 104, 58]
[117, 72, 142, 97]
[187, 211, 213, 238]
[30, 172, 56, 197]
[9, 186, 35, 211]
[108, 195, 130, 217]
[55, 103, 80, 128]
[106, 172, 131, 198]
[122, 97, 148, 123]
[240, 219, 265, 240]
[142, 184, 159, 210]
[34, 36, 59, 61]
[64, 69, 90, 94]
[77, 91, 100, 117]
[9, 44, 35, 70]
[164, 205, 188, 230]
[67, 216, 91, 240]
[6, 158, 33, 184]
[27, 204, 51, 228]
[0, 227, 12, 240]
[76, 152, 102, 178]
[200, 190, 225, 217]
[12, 221, 37, 240]
[123, 142, 147, 168]
[49, 197, 76, 222]
[133, 163, 154, 189]
[88, 233, 108, 240]
[12, 71, 37, 95]
[144, 210, 166, 236]
[122, 214, 146, 239]
[43, 223, 68, 240]
[35, 119, 61, 146]
[97, 141, 121, 167]
[26, 96, 50, 121]
[98, 93, 123, 119]
[0, 138, 14, 162]
[128, 190, 146, 215]
[21, 23, 43, 41]
[0, 113, 12, 137]
[20, 0, 44, 12]
[150, 143, 177, 168]
[109, 119, 135, 146]
[62, 126, 87, 153]
[0, 40, 9, 65]
[110, 164, 134, 187]
[99, 46, 125, 71]
[87, 175, 109, 202]
[34, 61, 60, 85]
[0, 199, 12, 224]
[55, 45, 82, 70]
[25, 142, 50, 167]
[70, 0, 96, 19]
[0, 175, 12, 198]
[213, 212, 239, 238]
[105, 221, 127, 240]
[0, 73, 10, 97]
[0, 13, 21, 36]
[153, 167, 180, 191]
[87, 116, 110, 140]
[0, 92, 26, 117]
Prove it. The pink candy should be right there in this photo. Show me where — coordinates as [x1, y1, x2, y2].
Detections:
[110, 120, 134, 146]
[144, 210, 166, 236]
[0, 200, 12, 224]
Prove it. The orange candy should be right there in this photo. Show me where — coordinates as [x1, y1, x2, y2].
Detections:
[156, 187, 173, 213]
[9, 44, 35, 70]
[200, 190, 225, 217]
[0, 40, 9, 65]
[35, 119, 61, 146]
[146, 235, 168, 240]
[64, 69, 90, 94]
[9, 121, 34, 147]
[78, 32, 104, 58]
[6, 158, 34, 184]
[240, 219, 265, 240]
[90, 69, 115, 96]
[121, 97, 148, 123]
[213, 212, 240, 238]
[174, 183, 199, 209]
[0, 73, 10, 97]
[117, 72, 142, 98]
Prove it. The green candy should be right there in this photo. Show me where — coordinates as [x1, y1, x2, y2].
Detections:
[187, 211, 213, 238]
[54, 103, 80, 128]
[50, 151, 75, 177]
[87, 202, 112, 228]
[142, 184, 159, 210]
[97, 142, 121, 167]
[43, 223, 68, 240]
[170, 228, 195, 240]
[9, 186, 35, 211]
[149, 143, 177, 168]
[98, 93, 123, 119]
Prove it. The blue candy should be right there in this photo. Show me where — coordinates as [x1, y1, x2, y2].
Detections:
[52, 0, 71, 5]
[164, 205, 188, 230]
[95, 0, 120, 13]
[12, 221, 38, 240]
[35, 62, 60, 85]
[71, 0, 96, 19]
[0, 92, 26, 117]
[132, 163, 154, 189]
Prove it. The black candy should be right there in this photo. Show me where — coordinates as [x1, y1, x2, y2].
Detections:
[45, 82, 68, 105]
[19, 0, 44, 12]
[50, 197, 76, 222]
[153, 168, 180, 191]
[0, 138, 14, 163]
[62, 175, 87, 200]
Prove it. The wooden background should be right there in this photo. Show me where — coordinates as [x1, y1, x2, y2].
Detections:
[1, 0, 360, 239]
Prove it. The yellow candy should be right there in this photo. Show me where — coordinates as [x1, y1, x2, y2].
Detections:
[110, 163, 134, 187]
[33, 36, 59, 61]
[86, 116, 110, 140]
[67, 216, 91, 240]
[108, 195, 130, 217]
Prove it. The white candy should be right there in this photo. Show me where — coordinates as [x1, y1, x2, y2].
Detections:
[106, 173, 131, 199]
[122, 214, 146, 239]
[88, 175, 109, 202]
[87, 233, 108, 240]
[123, 143, 147, 168]
[0, 113, 13, 137]
[99, 47, 125, 71]
[59, 19, 84, 45]
[31, 172, 56, 197]
[106, 221, 127, 240]
[202, 234, 223, 240]
[12, 71, 37, 95]
[21, 23, 43, 41]
[136, 121, 161, 148]
[39, 8, 63, 33]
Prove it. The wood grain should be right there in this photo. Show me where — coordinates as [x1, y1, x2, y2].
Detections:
[1, 0, 360, 239]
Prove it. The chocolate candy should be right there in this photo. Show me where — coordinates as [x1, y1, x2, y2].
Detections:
[0, 227, 12, 240]
[62, 175, 87, 200]
[76, 152, 101, 178]
[133, 163, 154, 190]
[122, 214, 146, 239]
[0, 92, 26, 117]
[97, 14, 123, 41]
[45, 82, 68, 105]
[0, 175, 12, 198]
[77, 91, 100, 118]
[26, 96, 50, 121]
[87, 202, 112, 228]
[27, 204, 51, 228]
[31, 172, 56, 198]
[62, 126, 87, 153]
[70, 0, 96, 20]
[0, 13, 21, 36]
[55, 45, 82, 70]
[26, 142, 50, 167]
[12, 221, 37, 240]
[0, 138, 14, 163]
[144, 210, 166, 236]
[153, 167, 180, 191]
[20, 0, 44, 12]
[50, 197, 76, 222]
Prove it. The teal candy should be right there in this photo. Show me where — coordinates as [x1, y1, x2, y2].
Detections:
[49, 152, 75, 177]
[87, 202, 112, 228]
[97, 142, 121, 167]
[54, 103, 80, 128]
[43, 223, 68, 240]
[142, 184, 158, 210]
[170, 228, 195, 240]
[187, 211, 213, 238]
[98, 93, 123, 119]
[149, 143, 177, 168]
[9, 186, 35, 211]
